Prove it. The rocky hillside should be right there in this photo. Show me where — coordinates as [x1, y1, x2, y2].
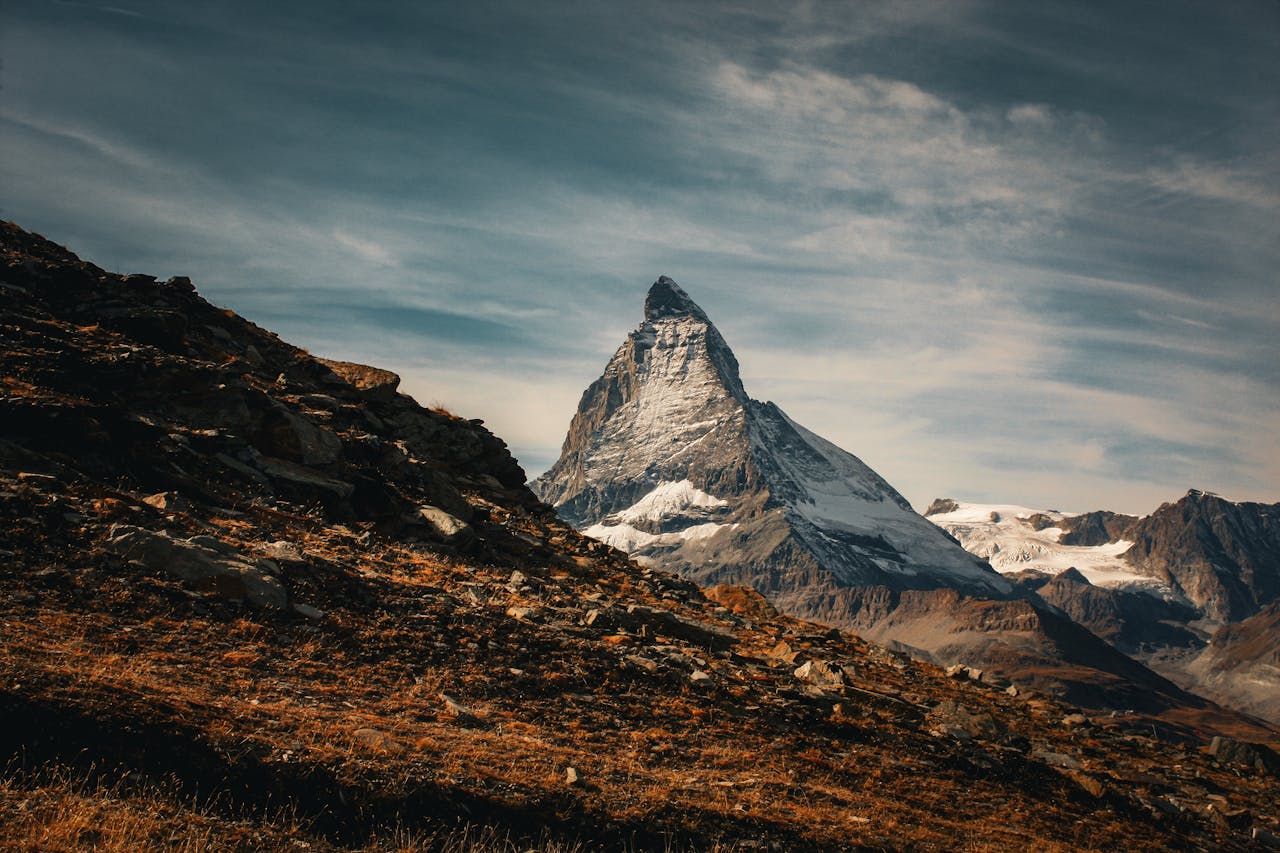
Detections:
[2, 223, 1279, 851]
[1156, 602, 1280, 727]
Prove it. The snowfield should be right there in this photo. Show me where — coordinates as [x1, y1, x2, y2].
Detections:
[584, 520, 737, 551]
[926, 502, 1156, 587]
[613, 480, 728, 524]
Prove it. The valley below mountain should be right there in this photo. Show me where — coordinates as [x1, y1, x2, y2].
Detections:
[2, 224, 1278, 851]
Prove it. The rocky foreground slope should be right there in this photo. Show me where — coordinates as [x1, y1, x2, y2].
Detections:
[2, 223, 1279, 851]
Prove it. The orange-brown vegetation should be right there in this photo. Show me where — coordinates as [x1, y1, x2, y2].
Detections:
[3, 473, 1277, 851]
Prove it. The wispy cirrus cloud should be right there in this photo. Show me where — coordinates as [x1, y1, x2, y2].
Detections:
[331, 230, 398, 267]
[2, 112, 162, 174]
[1146, 158, 1280, 210]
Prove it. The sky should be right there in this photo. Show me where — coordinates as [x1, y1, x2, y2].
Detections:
[3, 0, 1278, 515]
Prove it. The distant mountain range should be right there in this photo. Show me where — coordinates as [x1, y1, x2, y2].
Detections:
[534, 277, 1279, 721]
[928, 494, 1280, 724]
[927, 491, 1280, 623]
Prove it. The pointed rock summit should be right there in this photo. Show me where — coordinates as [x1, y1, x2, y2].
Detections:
[644, 275, 710, 322]
[534, 277, 1007, 624]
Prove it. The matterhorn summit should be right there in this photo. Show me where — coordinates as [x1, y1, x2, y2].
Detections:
[533, 277, 1007, 621]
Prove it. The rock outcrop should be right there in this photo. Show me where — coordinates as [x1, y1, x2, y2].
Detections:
[1124, 490, 1280, 622]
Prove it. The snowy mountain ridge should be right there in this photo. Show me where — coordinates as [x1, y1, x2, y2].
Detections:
[924, 500, 1158, 588]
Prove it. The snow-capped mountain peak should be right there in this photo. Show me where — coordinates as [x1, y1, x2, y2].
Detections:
[533, 277, 1009, 621]
[644, 275, 710, 323]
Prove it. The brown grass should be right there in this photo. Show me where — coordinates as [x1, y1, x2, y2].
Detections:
[0, 762, 763, 852]
[1, 479, 1274, 852]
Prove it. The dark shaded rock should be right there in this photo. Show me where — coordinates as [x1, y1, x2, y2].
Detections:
[1123, 490, 1280, 621]
[1208, 736, 1279, 774]
[1054, 567, 1090, 586]
[929, 699, 1004, 740]
[1023, 512, 1059, 532]
[100, 307, 188, 350]
[255, 404, 343, 466]
[595, 604, 736, 652]
[1057, 510, 1139, 546]
[257, 456, 355, 500]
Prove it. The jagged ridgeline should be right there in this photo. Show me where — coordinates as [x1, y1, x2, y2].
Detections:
[534, 276, 1008, 623]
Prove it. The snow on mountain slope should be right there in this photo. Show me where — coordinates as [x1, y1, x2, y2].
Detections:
[926, 501, 1155, 587]
[583, 520, 738, 555]
[612, 479, 728, 525]
[750, 405, 1005, 591]
[585, 479, 737, 556]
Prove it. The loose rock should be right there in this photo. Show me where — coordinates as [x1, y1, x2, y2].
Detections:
[103, 524, 288, 609]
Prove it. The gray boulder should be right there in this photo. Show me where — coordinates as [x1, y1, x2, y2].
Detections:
[615, 604, 737, 651]
[1209, 736, 1278, 774]
[416, 505, 476, 547]
[104, 525, 288, 609]
[794, 659, 846, 688]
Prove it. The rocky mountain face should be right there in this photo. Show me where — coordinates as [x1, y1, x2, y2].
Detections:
[1023, 569, 1202, 656]
[1125, 490, 1280, 623]
[1057, 510, 1141, 546]
[534, 277, 1008, 616]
